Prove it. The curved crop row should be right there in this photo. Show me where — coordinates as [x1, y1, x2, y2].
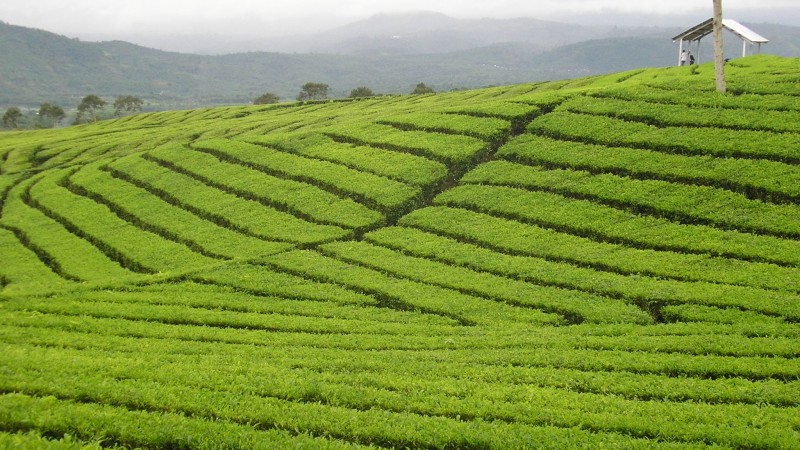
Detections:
[462, 160, 800, 239]
[0, 393, 353, 450]
[590, 86, 800, 112]
[362, 226, 800, 320]
[146, 144, 383, 231]
[264, 250, 562, 326]
[69, 162, 293, 260]
[190, 139, 421, 220]
[27, 168, 216, 274]
[530, 110, 800, 164]
[497, 134, 800, 204]
[4, 313, 797, 382]
[318, 240, 654, 325]
[323, 122, 487, 169]
[5, 293, 796, 356]
[559, 95, 800, 133]
[433, 185, 800, 267]
[398, 206, 800, 290]
[376, 112, 511, 142]
[2, 175, 136, 283]
[249, 133, 448, 188]
[2, 327, 798, 448]
[106, 153, 349, 245]
[0, 226, 73, 294]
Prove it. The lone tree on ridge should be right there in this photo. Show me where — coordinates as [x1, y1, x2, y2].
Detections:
[76, 94, 106, 123]
[254, 92, 280, 104]
[2, 107, 22, 128]
[349, 87, 375, 98]
[412, 82, 435, 94]
[38, 103, 66, 127]
[113, 95, 144, 116]
[297, 82, 329, 101]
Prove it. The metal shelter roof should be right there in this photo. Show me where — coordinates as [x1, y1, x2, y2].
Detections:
[672, 18, 768, 44]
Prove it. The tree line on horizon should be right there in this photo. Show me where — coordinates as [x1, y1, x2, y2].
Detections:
[2, 95, 145, 130]
[2, 82, 437, 130]
[255, 82, 436, 104]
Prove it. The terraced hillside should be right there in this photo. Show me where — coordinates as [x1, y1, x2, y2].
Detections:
[1, 55, 799, 448]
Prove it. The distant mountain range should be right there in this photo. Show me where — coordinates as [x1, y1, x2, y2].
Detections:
[180, 12, 657, 55]
[1, 13, 798, 110]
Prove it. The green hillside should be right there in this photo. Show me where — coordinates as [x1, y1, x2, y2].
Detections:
[1, 55, 799, 448]
[4, 20, 798, 111]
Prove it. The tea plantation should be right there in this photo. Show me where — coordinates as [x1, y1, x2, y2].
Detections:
[1, 55, 799, 448]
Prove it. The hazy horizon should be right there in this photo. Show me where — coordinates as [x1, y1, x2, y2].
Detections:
[2, 0, 798, 54]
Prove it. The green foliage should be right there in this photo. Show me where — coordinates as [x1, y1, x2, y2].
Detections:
[498, 134, 800, 203]
[397, 206, 800, 292]
[107, 151, 349, 245]
[1, 56, 800, 449]
[378, 112, 511, 141]
[560, 94, 800, 133]
[2, 106, 22, 128]
[463, 160, 800, 238]
[112, 95, 143, 116]
[254, 92, 281, 104]
[296, 82, 329, 101]
[148, 143, 384, 231]
[249, 134, 448, 188]
[192, 138, 422, 221]
[348, 86, 375, 98]
[411, 82, 435, 94]
[433, 184, 800, 266]
[37, 103, 65, 127]
[75, 94, 106, 123]
[530, 110, 800, 164]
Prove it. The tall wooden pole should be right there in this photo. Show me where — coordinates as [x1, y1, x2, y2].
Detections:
[713, 0, 727, 93]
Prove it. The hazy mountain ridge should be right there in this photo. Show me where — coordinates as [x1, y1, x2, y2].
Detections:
[1, 14, 797, 110]
[124, 12, 615, 55]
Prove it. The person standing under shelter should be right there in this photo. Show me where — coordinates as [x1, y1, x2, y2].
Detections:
[680, 49, 688, 65]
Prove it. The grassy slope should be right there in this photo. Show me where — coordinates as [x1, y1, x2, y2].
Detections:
[4, 20, 798, 110]
[0, 55, 799, 448]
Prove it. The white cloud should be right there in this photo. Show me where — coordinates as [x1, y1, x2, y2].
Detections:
[1, 0, 797, 37]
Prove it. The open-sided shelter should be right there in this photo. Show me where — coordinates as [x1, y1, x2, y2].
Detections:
[672, 18, 768, 66]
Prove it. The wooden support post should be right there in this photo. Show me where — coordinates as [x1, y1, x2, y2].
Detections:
[713, 0, 727, 93]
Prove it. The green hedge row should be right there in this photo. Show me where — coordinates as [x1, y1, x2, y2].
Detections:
[362, 226, 800, 320]
[191, 139, 421, 220]
[4, 294, 796, 357]
[560, 95, 800, 133]
[0, 226, 73, 294]
[377, 112, 511, 141]
[0, 354, 691, 450]
[2, 332, 798, 448]
[323, 122, 487, 168]
[591, 85, 800, 112]
[397, 206, 800, 290]
[0, 393, 351, 450]
[462, 160, 800, 238]
[529, 111, 800, 164]
[265, 249, 562, 326]
[69, 162, 293, 260]
[27, 168, 215, 274]
[497, 134, 800, 203]
[148, 144, 383, 231]
[2, 174, 137, 283]
[319, 240, 654, 325]
[246, 133, 448, 187]
[443, 101, 542, 121]
[433, 185, 800, 267]
[107, 153, 349, 245]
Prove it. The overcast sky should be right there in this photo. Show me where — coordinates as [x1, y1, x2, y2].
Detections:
[2, 0, 798, 39]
